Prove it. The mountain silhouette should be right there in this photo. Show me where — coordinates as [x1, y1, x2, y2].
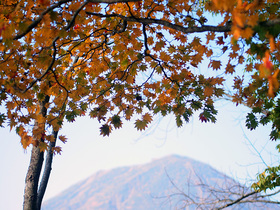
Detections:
[42, 155, 275, 209]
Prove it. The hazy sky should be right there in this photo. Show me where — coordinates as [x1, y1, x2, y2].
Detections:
[0, 98, 279, 210]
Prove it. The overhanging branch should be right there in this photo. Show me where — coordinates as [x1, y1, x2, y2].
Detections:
[87, 12, 280, 35]
[86, 12, 231, 34]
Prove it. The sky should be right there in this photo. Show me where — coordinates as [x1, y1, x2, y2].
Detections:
[0, 98, 279, 210]
[0, 10, 279, 210]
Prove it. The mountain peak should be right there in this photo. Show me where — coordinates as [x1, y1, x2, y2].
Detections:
[42, 155, 273, 210]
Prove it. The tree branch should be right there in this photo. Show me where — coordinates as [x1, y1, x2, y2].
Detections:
[87, 12, 280, 34]
[215, 191, 257, 210]
[0, 0, 140, 42]
[23, 37, 59, 93]
[87, 12, 231, 33]
[0, 0, 72, 43]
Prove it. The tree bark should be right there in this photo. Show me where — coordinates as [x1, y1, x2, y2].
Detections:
[36, 130, 58, 210]
[23, 146, 45, 210]
[23, 96, 49, 210]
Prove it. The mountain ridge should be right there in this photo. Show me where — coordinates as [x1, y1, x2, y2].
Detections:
[42, 155, 274, 209]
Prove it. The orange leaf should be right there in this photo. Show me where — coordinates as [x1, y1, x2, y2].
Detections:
[234, 14, 245, 28]
[142, 113, 153, 123]
[269, 36, 276, 52]
[259, 65, 270, 78]
[204, 86, 214, 97]
[21, 135, 32, 149]
[216, 36, 224, 45]
[209, 60, 221, 70]
[52, 146, 62, 155]
[263, 51, 273, 70]
[39, 142, 48, 152]
[59, 135, 68, 143]
[268, 69, 279, 98]
[206, 32, 215, 44]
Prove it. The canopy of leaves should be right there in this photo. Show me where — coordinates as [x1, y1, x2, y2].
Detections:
[0, 0, 280, 193]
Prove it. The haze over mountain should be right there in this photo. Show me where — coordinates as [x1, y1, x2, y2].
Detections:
[42, 155, 275, 209]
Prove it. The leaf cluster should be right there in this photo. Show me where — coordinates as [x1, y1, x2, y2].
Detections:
[1, 0, 280, 195]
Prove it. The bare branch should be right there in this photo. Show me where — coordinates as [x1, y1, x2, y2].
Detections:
[162, 169, 280, 209]
[215, 191, 257, 210]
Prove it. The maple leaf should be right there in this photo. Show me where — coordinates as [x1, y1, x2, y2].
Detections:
[234, 13, 245, 28]
[111, 115, 122, 129]
[59, 135, 67, 143]
[39, 142, 48, 152]
[268, 69, 279, 98]
[21, 135, 32, 150]
[125, 108, 134, 120]
[52, 146, 62, 155]
[269, 36, 276, 52]
[238, 56, 244, 64]
[142, 113, 153, 123]
[209, 60, 221, 70]
[225, 62, 235, 74]
[199, 114, 208, 123]
[204, 86, 214, 97]
[134, 119, 148, 131]
[263, 51, 273, 71]
[216, 36, 225, 45]
[176, 115, 183, 127]
[100, 124, 111, 137]
[246, 113, 258, 130]
[206, 32, 215, 44]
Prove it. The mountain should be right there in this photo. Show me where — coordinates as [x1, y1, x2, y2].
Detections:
[42, 155, 275, 210]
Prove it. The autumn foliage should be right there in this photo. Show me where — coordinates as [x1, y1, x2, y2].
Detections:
[0, 0, 280, 207]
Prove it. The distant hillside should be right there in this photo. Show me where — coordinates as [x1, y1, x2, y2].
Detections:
[42, 155, 275, 210]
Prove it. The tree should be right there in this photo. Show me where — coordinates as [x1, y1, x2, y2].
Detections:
[0, 0, 280, 209]
[162, 170, 280, 209]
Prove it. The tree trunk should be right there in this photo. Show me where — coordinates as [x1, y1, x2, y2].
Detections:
[23, 96, 49, 210]
[36, 130, 58, 210]
[23, 146, 44, 210]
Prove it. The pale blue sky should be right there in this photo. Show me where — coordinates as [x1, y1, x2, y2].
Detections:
[1, 4, 279, 210]
[0, 99, 279, 210]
